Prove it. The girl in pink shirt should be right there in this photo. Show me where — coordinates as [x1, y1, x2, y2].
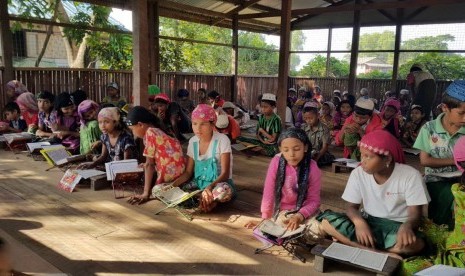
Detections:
[245, 128, 322, 241]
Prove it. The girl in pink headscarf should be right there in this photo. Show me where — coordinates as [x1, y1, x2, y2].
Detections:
[172, 104, 235, 212]
[380, 98, 402, 138]
[16, 92, 39, 133]
[317, 130, 430, 257]
[5, 80, 28, 102]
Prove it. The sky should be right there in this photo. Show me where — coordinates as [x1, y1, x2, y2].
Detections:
[111, 8, 465, 70]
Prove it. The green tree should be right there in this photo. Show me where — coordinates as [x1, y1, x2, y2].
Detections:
[399, 52, 465, 80]
[348, 31, 395, 63]
[399, 34, 454, 64]
[290, 30, 305, 72]
[298, 55, 349, 77]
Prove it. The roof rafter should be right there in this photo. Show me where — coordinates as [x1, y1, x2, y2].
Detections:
[212, 0, 261, 26]
[364, 0, 396, 22]
[238, 0, 464, 20]
[290, 0, 354, 29]
[220, 0, 280, 13]
[404, 6, 428, 22]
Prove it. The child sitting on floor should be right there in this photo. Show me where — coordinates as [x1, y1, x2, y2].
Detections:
[16, 92, 39, 133]
[78, 107, 136, 169]
[0, 102, 27, 133]
[413, 80, 465, 229]
[320, 101, 335, 131]
[172, 104, 235, 212]
[215, 114, 241, 144]
[331, 99, 353, 138]
[77, 100, 102, 155]
[51, 92, 81, 153]
[35, 91, 56, 138]
[317, 130, 430, 257]
[245, 128, 322, 243]
[301, 106, 335, 166]
[401, 104, 427, 148]
[126, 106, 186, 205]
[336, 98, 383, 160]
[238, 93, 282, 157]
[380, 98, 403, 138]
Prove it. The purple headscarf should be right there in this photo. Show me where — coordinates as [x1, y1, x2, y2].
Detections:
[78, 100, 100, 128]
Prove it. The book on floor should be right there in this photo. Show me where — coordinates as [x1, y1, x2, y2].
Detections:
[26, 141, 51, 153]
[41, 147, 71, 166]
[257, 219, 306, 239]
[322, 242, 388, 271]
[105, 159, 143, 181]
[2, 132, 34, 150]
[58, 169, 82, 192]
[153, 185, 201, 206]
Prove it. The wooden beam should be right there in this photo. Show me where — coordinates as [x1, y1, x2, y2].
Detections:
[404, 6, 428, 22]
[325, 26, 332, 77]
[132, 0, 150, 108]
[74, 0, 131, 9]
[148, 1, 160, 83]
[220, 0, 281, 13]
[290, 0, 354, 28]
[277, 0, 291, 128]
[391, 7, 403, 94]
[238, 0, 464, 19]
[159, 1, 230, 19]
[9, 16, 131, 34]
[0, 0, 14, 84]
[231, 15, 238, 103]
[348, 0, 361, 94]
[212, 0, 261, 26]
[364, 0, 396, 22]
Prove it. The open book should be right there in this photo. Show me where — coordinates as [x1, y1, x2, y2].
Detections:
[415, 264, 465, 276]
[322, 242, 388, 271]
[403, 148, 421, 155]
[40, 147, 70, 166]
[258, 219, 306, 239]
[2, 132, 34, 150]
[58, 169, 82, 192]
[27, 141, 51, 153]
[333, 158, 360, 168]
[105, 159, 143, 181]
[153, 185, 201, 206]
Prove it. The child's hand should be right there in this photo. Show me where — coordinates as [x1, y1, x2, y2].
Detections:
[354, 221, 376, 248]
[91, 141, 101, 151]
[244, 220, 260, 229]
[77, 162, 94, 169]
[396, 223, 416, 248]
[283, 213, 304, 231]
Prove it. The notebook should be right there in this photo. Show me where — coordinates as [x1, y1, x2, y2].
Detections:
[104, 159, 143, 181]
[322, 242, 388, 271]
[258, 219, 306, 239]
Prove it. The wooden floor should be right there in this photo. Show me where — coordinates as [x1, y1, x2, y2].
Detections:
[0, 145, 422, 275]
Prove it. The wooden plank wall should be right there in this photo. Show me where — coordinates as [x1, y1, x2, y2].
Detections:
[0, 68, 451, 114]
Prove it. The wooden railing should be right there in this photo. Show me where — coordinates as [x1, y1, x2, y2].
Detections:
[0, 68, 451, 113]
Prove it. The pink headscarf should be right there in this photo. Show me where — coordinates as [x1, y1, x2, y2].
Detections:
[78, 100, 100, 128]
[358, 130, 405, 164]
[7, 80, 28, 96]
[453, 136, 465, 172]
[382, 98, 401, 114]
[16, 92, 39, 112]
[192, 104, 217, 122]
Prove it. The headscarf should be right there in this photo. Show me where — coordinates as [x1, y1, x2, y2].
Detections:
[192, 104, 217, 123]
[445, 80, 465, 101]
[273, 128, 313, 220]
[453, 136, 465, 173]
[16, 92, 39, 112]
[6, 80, 28, 96]
[78, 100, 100, 128]
[358, 130, 405, 164]
[98, 107, 120, 122]
[382, 98, 401, 114]
[322, 101, 335, 117]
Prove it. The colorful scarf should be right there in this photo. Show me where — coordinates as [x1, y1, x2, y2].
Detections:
[78, 100, 100, 128]
[98, 107, 120, 122]
[358, 130, 405, 164]
[7, 80, 28, 96]
[192, 104, 217, 122]
[16, 92, 39, 112]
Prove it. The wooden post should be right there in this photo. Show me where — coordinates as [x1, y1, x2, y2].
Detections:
[0, 0, 14, 84]
[391, 8, 403, 95]
[132, 0, 150, 107]
[348, 0, 361, 94]
[277, 0, 292, 127]
[148, 1, 160, 84]
[231, 15, 238, 103]
[325, 26, 332, 77]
